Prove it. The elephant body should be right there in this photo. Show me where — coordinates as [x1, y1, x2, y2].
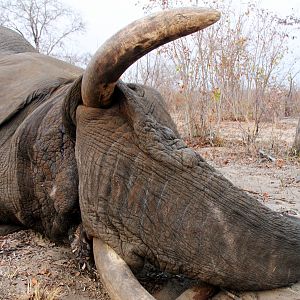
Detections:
[0, 8, 299, 293]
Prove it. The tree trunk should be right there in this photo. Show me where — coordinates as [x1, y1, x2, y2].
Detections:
[293, 117, 300, 154]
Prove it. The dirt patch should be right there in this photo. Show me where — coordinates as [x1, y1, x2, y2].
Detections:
[0, 231, 109, 300]
[0, 118, 299, 299]
[196, 118, 300, 216]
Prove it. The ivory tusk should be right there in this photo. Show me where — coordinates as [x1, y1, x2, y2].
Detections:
[93, 238, 156, 300]
[82, 8, 221, 108]
[93, 238, 215, 300]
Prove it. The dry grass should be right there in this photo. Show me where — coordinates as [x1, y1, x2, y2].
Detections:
[18, 281, 62, 300]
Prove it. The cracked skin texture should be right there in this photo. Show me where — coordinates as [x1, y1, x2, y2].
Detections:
[0, 26, 82, 240]
[1, 25, 300, 292]
[0, 32, 182, 245]
[76, 82, 300, 291]
[0, 81, 80, 241]
[0, 54, 176, 243]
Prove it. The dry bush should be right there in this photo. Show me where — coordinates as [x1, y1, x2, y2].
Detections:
[130, 0, 300, 146]
[18, 282, 62, 300]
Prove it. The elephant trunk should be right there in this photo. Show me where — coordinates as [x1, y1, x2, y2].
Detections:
[150, 163, 300, 291]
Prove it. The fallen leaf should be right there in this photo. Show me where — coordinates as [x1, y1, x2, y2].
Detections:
[31, 277, 38, 286]
[81, 263, 86, 271]
[262, 192, 269, 202]
[38, 268, 50, 275]
[276, 159, 284, 168]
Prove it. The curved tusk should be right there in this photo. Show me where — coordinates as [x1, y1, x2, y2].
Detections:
[93, 238, 215, 300]
[93, 238, 155, 300]
[175, 286, 216, 300]
[82, 8, 221, 108]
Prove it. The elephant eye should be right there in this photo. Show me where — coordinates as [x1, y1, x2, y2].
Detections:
[127, 84, 145, 97]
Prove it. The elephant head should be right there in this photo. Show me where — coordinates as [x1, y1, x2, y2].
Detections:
[68, 7, 300, 299]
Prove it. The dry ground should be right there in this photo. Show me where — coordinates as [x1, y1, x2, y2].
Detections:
[0, 118, 299, 300]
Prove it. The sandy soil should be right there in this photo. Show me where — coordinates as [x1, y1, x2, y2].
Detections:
[0, 231, 109, 300]
[0, 118, 299, 300]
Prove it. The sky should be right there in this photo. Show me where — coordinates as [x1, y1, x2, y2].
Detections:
[62, 0, 300, 81]
[62, 0, 300, 54]
[63, 0, 144, 54]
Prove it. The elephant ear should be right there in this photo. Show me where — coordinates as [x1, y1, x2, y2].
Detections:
[62, 76, 83, 140]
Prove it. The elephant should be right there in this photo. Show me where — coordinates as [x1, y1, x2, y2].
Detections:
[0, 7, 299, 300]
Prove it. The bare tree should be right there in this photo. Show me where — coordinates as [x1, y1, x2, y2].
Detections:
[293, 119, 300, 154]
[0, 0, 85, 55]
[136, 0, 299, 142]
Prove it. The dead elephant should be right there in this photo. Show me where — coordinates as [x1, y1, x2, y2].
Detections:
[0, 7, 300, 300]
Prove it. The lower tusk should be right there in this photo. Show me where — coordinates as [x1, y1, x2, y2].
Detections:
[175, 286, 216, 300]
[93, 238, 214, 300]
[93, 238, 155, 300]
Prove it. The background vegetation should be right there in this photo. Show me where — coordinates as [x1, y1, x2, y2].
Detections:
[126, 0, 300, 151]
[1, 0, 300, 153]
